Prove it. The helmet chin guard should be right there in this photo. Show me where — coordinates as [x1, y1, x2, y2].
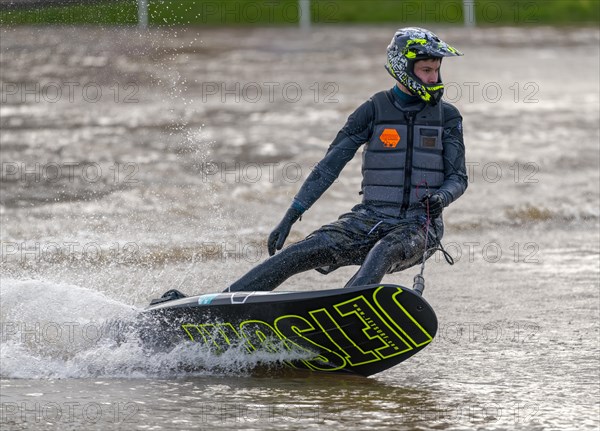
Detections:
[385, 27, 463, 105]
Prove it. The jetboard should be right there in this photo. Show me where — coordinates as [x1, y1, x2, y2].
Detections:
[142, 284, 437, 377]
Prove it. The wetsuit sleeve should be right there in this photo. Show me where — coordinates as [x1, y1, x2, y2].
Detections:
[291, 100, 375, 212]
[437, 103, 468, 206]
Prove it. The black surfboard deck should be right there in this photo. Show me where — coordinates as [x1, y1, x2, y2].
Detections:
[143, 284, 437, 377]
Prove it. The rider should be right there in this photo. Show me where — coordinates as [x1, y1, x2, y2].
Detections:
[227, 27, 468, 292]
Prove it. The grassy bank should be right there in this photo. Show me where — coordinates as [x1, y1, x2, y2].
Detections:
[1, 0, 599, 26]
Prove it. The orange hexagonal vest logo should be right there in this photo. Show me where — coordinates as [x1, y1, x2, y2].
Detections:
[379, 128, 400, 148]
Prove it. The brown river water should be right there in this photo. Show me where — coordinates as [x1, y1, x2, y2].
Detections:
[0, 25, 599, 430]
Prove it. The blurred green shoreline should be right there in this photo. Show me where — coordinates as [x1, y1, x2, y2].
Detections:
[1, 0, 598, 26]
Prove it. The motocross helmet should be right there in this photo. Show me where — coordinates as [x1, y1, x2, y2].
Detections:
[385, 27, 463, 105]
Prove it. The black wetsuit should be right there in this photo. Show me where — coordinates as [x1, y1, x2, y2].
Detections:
[228, 86, 467, 292]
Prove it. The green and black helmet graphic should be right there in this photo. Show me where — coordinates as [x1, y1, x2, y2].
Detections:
[385, 27, 463, 105]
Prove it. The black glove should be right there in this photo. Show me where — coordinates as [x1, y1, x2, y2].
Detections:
[267, 207, 302, 256]
[420, 193, 445, 218]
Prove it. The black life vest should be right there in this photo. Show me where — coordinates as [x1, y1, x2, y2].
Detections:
[361, 91, 444, 211]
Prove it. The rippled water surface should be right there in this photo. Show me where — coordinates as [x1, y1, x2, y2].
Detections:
[1, 25, 599, 430]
